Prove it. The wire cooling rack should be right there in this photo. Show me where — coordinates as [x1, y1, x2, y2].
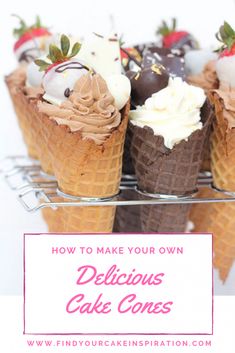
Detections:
[1, 155, 235, 213]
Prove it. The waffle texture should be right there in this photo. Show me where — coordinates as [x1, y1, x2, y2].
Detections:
[130, 100, 213, 232]
[5, 73, 53, 174]
[190, 187, 235, 282]
[122, 123, 135, 175]
[41, 103, 129, 232]
[210, 93, 235, 191]
[113, 189, 142, 232]
[5, 74, 38, 159]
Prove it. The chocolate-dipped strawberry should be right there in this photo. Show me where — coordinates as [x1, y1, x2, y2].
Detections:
[156, 18, 198, 54]
[35, 35, 91, 105]
[215, 21, 235, 87]
[127, 63, 169, 107]
[13, 15, 51, 63]
[142, 50, 186, 79]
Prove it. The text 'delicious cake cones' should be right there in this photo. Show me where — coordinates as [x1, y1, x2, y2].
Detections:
[130, 100, 213, 232]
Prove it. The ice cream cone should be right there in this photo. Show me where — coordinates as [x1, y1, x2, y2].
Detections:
[41, 198, 64, 232]
[5, 70, 54, 174]
[130, 100, 213, 232]
[39, 102, 129, 232]
[113, 189, 142, 232]
[190, 187, 235, 282]
[5, 69, 38, 159]
[210, 93, 235, 191]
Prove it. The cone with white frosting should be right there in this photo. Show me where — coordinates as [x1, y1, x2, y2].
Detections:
[129, 77, 213, 232]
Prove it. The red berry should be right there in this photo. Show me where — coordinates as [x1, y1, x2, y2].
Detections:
[163, 31, 188, 48]
[14, 28, 51, 51]
[220, 44, 235, 58]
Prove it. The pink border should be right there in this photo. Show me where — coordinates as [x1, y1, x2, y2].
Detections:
[23, 232, 214, 336]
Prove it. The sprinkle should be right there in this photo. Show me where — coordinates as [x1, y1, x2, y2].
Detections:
[93, 32, 104, 38]
[151, 64, 164, 75]
[91, 51, 95, 56]
[134, 72, 140, 80]
[114, 57, 119, 61]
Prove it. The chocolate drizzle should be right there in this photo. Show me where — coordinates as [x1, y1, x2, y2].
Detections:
[19, 47, 41, 63]
[55, 61, 91, 73]
[64, 88, 72, 97]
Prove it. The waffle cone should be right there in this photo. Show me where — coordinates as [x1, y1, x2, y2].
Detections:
[41, 198, 64, 232]
[140, 203, 191, 233]
[5, 73, 38, 159]
[130, 100, 213, 232]
[122, 123, 135, 175]
[40, 102, 129, 232]
[210, 93, 235, 191]
[113, 189, 142, 232]
[5, 72, 53, 174]
[190, 187, 235, 282]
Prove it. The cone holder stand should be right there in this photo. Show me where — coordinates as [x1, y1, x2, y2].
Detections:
[1, 155, 235, 213]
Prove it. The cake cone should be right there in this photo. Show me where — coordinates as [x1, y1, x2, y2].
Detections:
[130, 100, 213, 232]
[5, 69, 38, 159]
[210, 93, 235, 191]
[190, 187, 235, 282]
[5, 70, 54, 174]
[39, 102, 130, 232]
[113, 189, 142, 232]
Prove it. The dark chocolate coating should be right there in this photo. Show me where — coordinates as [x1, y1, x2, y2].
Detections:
[127, 64, 169, 107]
[142, 52, 186, 79]
[170, 34, 199, 55]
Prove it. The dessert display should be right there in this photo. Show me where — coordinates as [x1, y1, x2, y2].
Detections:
[4, 15, 235, 283]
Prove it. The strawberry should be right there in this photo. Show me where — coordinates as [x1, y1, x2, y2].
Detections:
[156, 18, 197, 51]
[216, 21, 235, 58]
[35, 34, 81, 73]
[12, 15, 51, 52]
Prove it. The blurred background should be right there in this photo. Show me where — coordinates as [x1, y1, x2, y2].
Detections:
[1, 0, 235, 295]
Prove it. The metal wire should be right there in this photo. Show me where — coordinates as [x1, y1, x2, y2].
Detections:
[1, 155, 235, 213]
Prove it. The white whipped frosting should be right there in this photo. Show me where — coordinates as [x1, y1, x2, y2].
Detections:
[129, 77, 206, 149]
[216, 55, 235, 88]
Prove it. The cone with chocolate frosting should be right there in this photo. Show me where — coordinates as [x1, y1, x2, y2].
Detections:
[38, 73, 129, 232]
[129, 77, 213, 232]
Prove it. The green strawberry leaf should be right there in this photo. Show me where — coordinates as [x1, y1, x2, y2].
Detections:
[34, 59, 50, 71]
[61, 34, 70, 57]
[69, 42, 81, 58]
[49, 44, 64, 63]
